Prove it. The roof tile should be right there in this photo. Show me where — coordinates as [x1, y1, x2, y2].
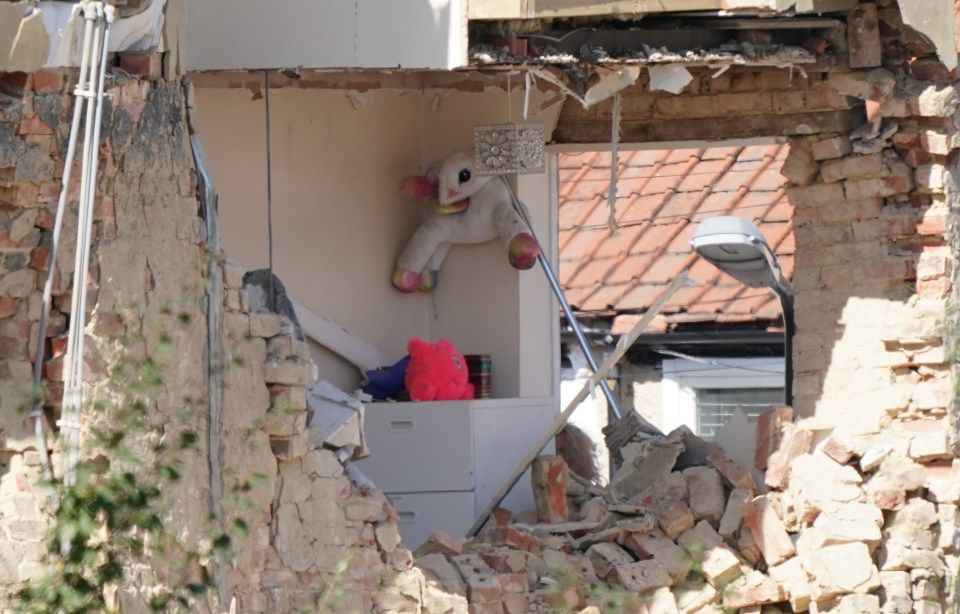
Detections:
[559, 144, 793, 324]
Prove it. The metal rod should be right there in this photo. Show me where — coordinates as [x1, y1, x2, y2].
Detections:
[774, 288, 794, 407]
[467, 272, 690, 537]
[501, 177, 622, 420]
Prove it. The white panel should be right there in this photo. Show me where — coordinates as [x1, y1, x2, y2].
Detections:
[386, 491, 475, 549]
[185, 0, 467, 71]
[472, 398, 556, 518]
[517, 162, 558, 399]
[356, 401, 474, 492]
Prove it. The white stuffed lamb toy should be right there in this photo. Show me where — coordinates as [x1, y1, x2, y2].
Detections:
[391, 150, 541, 293]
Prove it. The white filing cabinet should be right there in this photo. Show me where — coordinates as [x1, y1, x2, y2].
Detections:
[355, 397, 557, 549]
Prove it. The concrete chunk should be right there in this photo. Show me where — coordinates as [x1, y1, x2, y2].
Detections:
[450, 553, 503, 604]
[584, 542, 634, 579]
[608, 559, 672, 594]
[611, 435, 684, 499]
[718, 488, 751, 543]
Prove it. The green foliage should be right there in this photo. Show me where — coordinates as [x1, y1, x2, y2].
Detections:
[14, 422, 221, 613]
[14, 305, 227, 613]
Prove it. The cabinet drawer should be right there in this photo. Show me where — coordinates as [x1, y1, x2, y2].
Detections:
[357, 401, 474, 492]
[386, 491, 475, 551]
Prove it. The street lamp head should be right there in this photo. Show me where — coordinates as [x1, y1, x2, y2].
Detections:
[690, 216, 791, 295]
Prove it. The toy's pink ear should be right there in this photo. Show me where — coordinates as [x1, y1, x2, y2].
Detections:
[407, 337, 429, 355]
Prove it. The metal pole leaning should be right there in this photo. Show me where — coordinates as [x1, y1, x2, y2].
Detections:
[501, 177, 622, 421]
[467, 272, 692, 537]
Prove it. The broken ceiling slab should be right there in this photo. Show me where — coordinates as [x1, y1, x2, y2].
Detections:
[468, 0, 857, 19]
[898, 0, 958, 71]
[469, 41, 817, 69]
[307, 380, 369, 459]
[38, 0, 168, 67]
[0, 1, 49, 73]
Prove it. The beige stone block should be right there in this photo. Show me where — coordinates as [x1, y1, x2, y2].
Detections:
[222, 257, 246, 289]
[802, 542, 881, 600]
[249, 312, 284, 338]
[608, 559, 672, 594]
[375, 522, 402, 554]
[343, 496, 390, 523]
[769, 556, 813, 612]
[722, 570, 786, 610]
[262, 409, 307, 438]
[787, 453, 864, 522]
[812, 501, 883, 551]
[643, 586, 680, 614]
[451, 553, 502, 604]
[679, 521, 741, 588]
[417, 552, 467, 596]
[718, 488, 751, 543]
[264, 359, 318, 387]
[675, 579, 718, 613]
[683, 466, 725, 525]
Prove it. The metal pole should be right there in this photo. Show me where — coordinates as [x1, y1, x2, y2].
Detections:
[537, 252, 622, 420]
[467, 273, 690, 537]
[501, 177, 622, 420]
[773, 288, 794, 407]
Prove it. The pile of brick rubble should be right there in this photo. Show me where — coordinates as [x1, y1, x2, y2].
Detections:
[413, 407, 958, 613]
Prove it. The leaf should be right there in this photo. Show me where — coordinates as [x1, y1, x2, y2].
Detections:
[232, 518, 249, 537]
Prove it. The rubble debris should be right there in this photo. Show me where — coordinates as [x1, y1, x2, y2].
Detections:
[413, 415, 960, 613]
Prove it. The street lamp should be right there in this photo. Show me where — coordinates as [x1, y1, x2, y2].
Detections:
[690, 216, 794, 406]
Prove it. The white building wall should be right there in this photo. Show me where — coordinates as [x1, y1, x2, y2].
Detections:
[186, 0, 468, 70]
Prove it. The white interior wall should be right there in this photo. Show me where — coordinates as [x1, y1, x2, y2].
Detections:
[194, 82, 562, 398]
[185, 0, 468, 70]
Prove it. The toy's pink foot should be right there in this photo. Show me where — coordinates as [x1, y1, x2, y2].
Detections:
[508, 233, 540, 270]
[392, 267, 420, 293]
[418, 270, 438, 292]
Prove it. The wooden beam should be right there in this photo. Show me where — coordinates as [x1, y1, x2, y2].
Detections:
[469, 0, 858, 20]
[795, 0, 859, 13]
[553, 108, 866, 143]
[534, 0, 722, 19]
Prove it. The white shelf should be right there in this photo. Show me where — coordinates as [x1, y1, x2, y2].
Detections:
[355, 397, 557, 548]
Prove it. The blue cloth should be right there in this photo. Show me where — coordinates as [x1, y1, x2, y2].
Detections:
[361, 355, 410, 400]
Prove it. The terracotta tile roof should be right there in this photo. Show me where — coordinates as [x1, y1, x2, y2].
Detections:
[558, 143, 793, 328]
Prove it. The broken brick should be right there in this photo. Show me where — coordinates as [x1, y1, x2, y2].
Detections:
[532, 455, 569, 524]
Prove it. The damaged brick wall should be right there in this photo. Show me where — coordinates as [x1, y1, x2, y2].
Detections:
[557, 1, 957, 443]
[0, 69, 450, 613]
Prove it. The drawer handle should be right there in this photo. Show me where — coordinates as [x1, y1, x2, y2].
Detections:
[389, 420, 414, 431]
[397, 511, 417, 524]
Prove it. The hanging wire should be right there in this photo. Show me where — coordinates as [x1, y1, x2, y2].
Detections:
[263, 70, 275, 307]
[31, 1, 100, 482]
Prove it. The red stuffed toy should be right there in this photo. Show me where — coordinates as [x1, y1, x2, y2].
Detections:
[404, 337, 475, 401]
